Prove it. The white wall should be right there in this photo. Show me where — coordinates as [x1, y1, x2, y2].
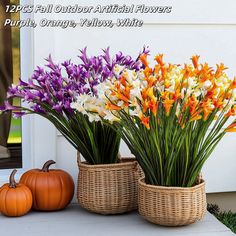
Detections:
[2, 0, 235, 193]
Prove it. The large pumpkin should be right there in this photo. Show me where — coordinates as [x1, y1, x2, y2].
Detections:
[0, 169, 33, 217]
[20, 160, 74, 211]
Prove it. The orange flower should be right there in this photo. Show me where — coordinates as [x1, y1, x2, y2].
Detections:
[141, 88, 148, 100]
[178, 114, 187, 129]
[206, 83, 218, 99]
[142, 87, 155, 100]
[146, 76, 157, 87]
[215, 63, 228, 78]
[189, 113, 202, 122]
[144, 67, 153, 77]
[142, 99, 149, 113]
[201, 63, 213, 74]
[191, 55, 200, 69]
[114, 81, 121, 90]
[154, 64, 161, 74]
[146, 87, 154, 98]
[225, 121, 236, 132]
[229, 77, 236, 90]
[155, 54, 164, 66]
[163, 97, 174, 115]
[106, 102, 121, 111]
[116, 92, 129, 103]
[164, 80, 172, 88]
[139, 54, 149, 67]
[188, 96, 199, 115]
[183, 64, 193, 78]
[140, 114, 150, 129]
[160, 66, 167, 78]
[173, 89, 181, 101]
[124, 86, 131, 99]
[201, 99, 214, 120]
[199, 63, 214, 82]
[119, 76, 127, 86]
[213, 98, 224, 110]
[225, 106, 236, 117]
[149, 100, 158, 116]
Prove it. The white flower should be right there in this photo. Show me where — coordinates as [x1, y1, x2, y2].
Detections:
[156, 82, 164, 93]
[202, 80, 212, 89]
[193, 89, 201, 97]
[123, 69, 137, 84]
[232, 89, 236, 99]
[88, 114, 101, 122]
[188, 77, 197, 88]
[117, 101, 124, 107]
[70, 102, 84, 113]
[103, 111, 120, 122]
[166, 85, 175, 93]
[114, 65, 125, 77]
[175, 103, 181, 117]
[129, 109, 139, 117]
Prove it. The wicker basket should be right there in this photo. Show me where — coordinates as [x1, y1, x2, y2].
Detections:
[77, 153, 142, 215]
[138, 177, 207, 226]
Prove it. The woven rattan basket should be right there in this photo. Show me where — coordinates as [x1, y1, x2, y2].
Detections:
[138, 177, 207, 226]
[77, 153, 143, 215]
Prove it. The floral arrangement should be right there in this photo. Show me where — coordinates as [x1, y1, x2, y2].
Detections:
[76, 53, 236, 186]
[0, 48, 148, 164]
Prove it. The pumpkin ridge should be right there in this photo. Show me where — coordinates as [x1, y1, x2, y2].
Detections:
[26, 186, 33, 206]
[15, 190, 18, 216]
[2, 188, 8, 215]
[58, 175, 64, 209]
[33, 172, 39, 210]
[22, 186, 28, 214]
[46, 172, 49, 210]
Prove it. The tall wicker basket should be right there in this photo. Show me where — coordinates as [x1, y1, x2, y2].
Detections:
[77, 153, 143, 215]
[138, 177, 207, 226]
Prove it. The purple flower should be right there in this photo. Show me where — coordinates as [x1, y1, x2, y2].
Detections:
[3, 101, 20, 111]
[31, 104, 46, 114]
[12, 111, 26, 118]
[53, 102, 63, 114]
[1, 46, 149, 120]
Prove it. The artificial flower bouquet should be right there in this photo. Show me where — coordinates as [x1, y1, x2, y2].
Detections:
[0, 48, 147, 165]
[79, 53, 236, 187]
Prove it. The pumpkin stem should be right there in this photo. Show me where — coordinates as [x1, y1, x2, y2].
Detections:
[41, 160, 56, 172]
[9, 169, 17, 188]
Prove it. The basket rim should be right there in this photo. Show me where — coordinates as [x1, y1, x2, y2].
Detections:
[78, 157, 138, 169]
[138, 177, 205, 192]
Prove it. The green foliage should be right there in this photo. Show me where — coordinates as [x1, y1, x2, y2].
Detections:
[216, 211, 236, 234]
[207, 203, 220, 215]
[208, 204, 236, 234]
[116, 98, 228, 187]
[40, 106, 121, 164]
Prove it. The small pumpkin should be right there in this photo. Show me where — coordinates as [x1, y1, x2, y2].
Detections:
[0, 169, 33, 217]
[20, 160, 74, 211]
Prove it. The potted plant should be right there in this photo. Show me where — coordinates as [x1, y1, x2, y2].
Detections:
[0, 48, 147, 214]
[85, 53, 236, 225]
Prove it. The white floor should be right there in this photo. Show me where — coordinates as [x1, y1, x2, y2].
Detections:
[0, 204, 234, 236]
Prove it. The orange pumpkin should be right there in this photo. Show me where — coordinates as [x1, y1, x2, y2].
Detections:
[20, 160, 74, 211]
[0, 169, 33, 217]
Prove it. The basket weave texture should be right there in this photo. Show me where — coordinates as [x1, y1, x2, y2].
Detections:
[77, 153, 143, 215]
[138, 177, 207, 226]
